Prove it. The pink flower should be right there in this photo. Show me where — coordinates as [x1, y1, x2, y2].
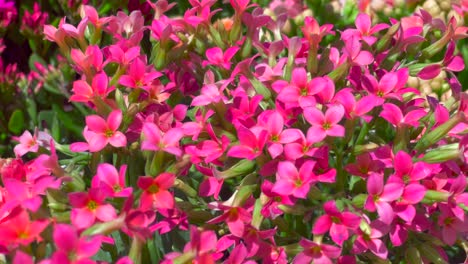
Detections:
[137, 173, 176, 210]
[70, 45, 104, 78]
[353, 220, 389, 259]
[71, 109, 127, 152]
[141, 123, 184, 156]
[304, 105, 345, 141]
[227, 126, 268, 160]
[203, 46, 239, 70]
[70, 72, 113, 103]
[293, 239, 341, 264]
[13, 130, 52, 157]
[341, 13, 389, 46]
[365, 173, 403, 224]
[345, 152, 384, 178]
[380, 103, 426, 128]
[362, 69, 410, 105]
[312, 201, 361, 245]
[258, 111, 302, 159]
[276, 68, 324, 108]
[92, 163, 132, 198]
[334, 88, 377, 122]
[437, 204, 468, 245]
[343, 36, 373, 66]
[284, 129, 324, 160]
[69, 188, 117, 229]
[272, 161, 316, 199]
[0, 210, 49, 247]
[119, 57, 161, 89]
[301, 17, 334, 48]
[50, 224, 103, 264]
[207, 202, 252, 237]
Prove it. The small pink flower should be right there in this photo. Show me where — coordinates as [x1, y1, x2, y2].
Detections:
[313, 200, 361, 245]
[341, 13, 389, 46]
[227, 126, 268, 160]
[304, 105, 345, 141]
[203, 46, 239, 70]
[71, 109, 127, 152]
[137, 173, 176, 210]
[380, 103, 426, 128]
[353, 220, 389, 259]
[365, 173, 403, 224]
[119, 57, 161, 89]
[141, 123, 184, 156]
[272, 161, 316, 199]
[293, 239, 341, 264]
[51, 224, 103, 263]
[13, 130, 52, 157]
[0, 210, 49, 247]
[92, 163, 132, 198]
[69, 188, 117, 229]
[70, 72, 113, 103]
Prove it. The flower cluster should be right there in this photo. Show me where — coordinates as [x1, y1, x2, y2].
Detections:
[0, 0, 467, 263]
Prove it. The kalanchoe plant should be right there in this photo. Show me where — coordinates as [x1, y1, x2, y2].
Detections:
[0, 0, 468, 264]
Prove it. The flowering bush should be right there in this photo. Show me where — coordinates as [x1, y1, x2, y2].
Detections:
[0, 0, 468, 263]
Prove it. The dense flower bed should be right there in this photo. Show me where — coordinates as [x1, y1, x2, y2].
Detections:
[0, 0, 468, 263]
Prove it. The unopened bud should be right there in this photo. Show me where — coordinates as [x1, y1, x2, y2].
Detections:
[421, 143, 460, 163]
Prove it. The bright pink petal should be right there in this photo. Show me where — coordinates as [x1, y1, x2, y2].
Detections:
[107, 110, 122, 131]
[86, 115, 107, 133]
[355, 13, 371, 34]
[367, 173, 383, 196]
[277, 161, 299, 181]
[312, 215, 332, 234]
[109, 132, 127, 148]
[304, 107, 325, 126]
[325, 105, 344, 124]
[418, 64, 442, 80]
[353, 51, 373, 65]
[87, 134, 108, 152]
[153, 190, 174, 209]
[95, 204, 117, 221]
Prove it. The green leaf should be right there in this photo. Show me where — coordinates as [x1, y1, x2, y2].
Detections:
[8, 109, 25, 134]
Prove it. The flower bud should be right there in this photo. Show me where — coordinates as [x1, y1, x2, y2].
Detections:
[415, 113, 465, 153]
[213, 159, 256, 179]
[416, 244, 448, 264]
[420, 26, 453, 60]
[422, 189, 450, 203]
[405, 246, 422, 264]
[421, 143, 461, 163]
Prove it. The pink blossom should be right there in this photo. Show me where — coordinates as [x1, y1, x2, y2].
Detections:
[207, 202, 252, 237]
[272, 161, 316, 199]
[71, 109, 127, 152]
[342, 13, 389, 46]
[257, 111, 302, 159]
[0, 210, 49, 247]
[343, 36, 373, 66]
[119, 57, 161, 89]
[203, 46, 239, 70]
[303, 105, 345, 141]
[365, 173, 403, 224]
[69, 188, 117, 229]
[380, 103, 427, 128]
[50, 224, 103, 264]
[353, 220, 389, 259]
[137, 173, 175, 210]
[313, 200, 361, 245]
[92, 163, 132, 198]
[141, 122, 184, 156]
[227, 126, 267, 160]
[13, 130, 52, 157]
[294, 239, 341, 264]
[70, 72, 114, 103]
